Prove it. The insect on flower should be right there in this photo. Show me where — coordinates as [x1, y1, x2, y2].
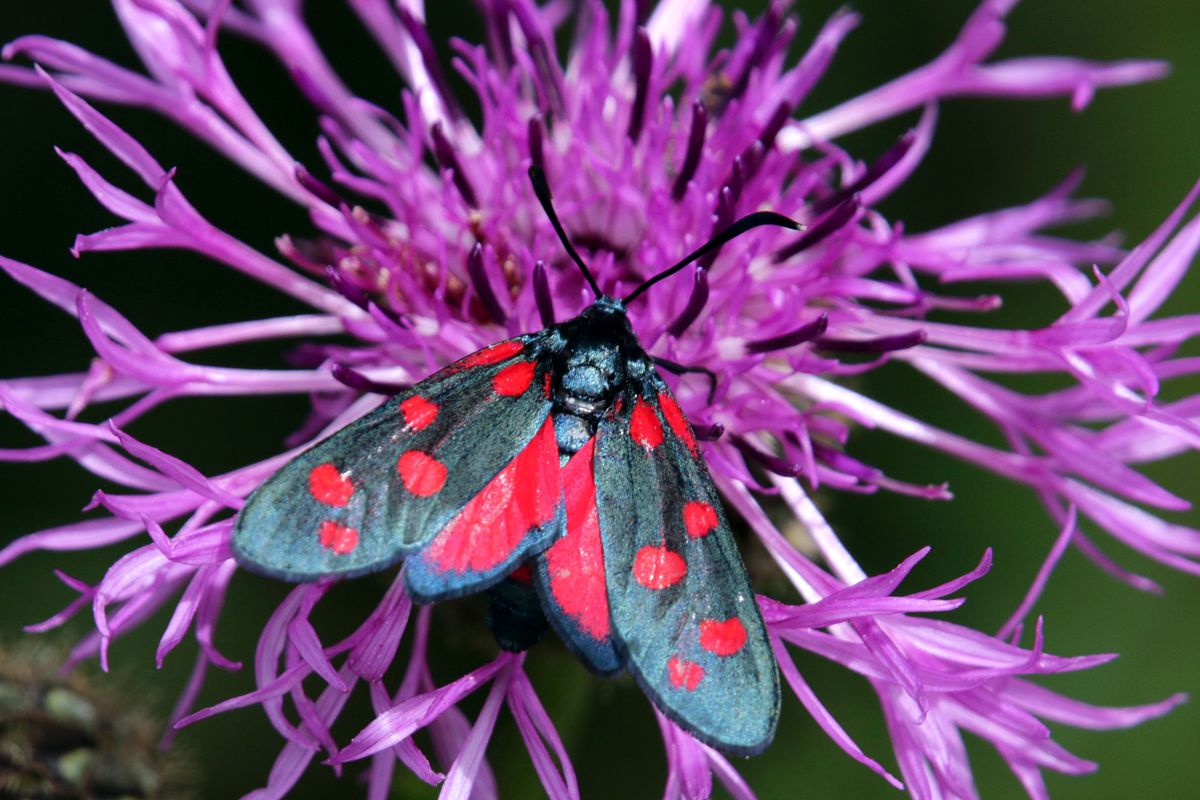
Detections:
[232, 165, 803, 756]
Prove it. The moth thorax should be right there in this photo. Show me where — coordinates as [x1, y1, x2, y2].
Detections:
[557, 363, 617, 418]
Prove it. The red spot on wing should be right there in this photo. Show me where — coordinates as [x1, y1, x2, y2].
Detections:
[632, 545, 687, 590]
[544, 439, 612, 641]
[400, 395, 439, 430]
[683, 501, 718, 538]
[397, 451, 448, 497]
[493, 361, 536, 396]
[422, 418, 560, 573]
[630, 398, 663, 450]
[510, 564, 534, 584]
[318, 520, 359, 554]
[658, 391, 698, 454]
[460, 340, 524, 368]
[308, 463, 353, 507]
[699, 617, 747, 656]
[667, 656, 704, 691]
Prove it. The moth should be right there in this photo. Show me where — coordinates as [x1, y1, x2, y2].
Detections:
[233, 167, 798, 755]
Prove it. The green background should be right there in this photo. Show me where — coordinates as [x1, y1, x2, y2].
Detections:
[1, 1, 1198, 797]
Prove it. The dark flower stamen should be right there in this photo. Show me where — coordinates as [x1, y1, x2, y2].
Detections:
[732, 434, 804, 477]
[758, 101, 794, 154]
[324, 266, 370, 311]
[666, 267, 709, 337]
[294, 165, 343, 207]
[331, 363, 410, 395]
[815, 329, 928, 353]
[699, 187, 736, 269]
[692, 422, 725, 442]
[533, 259, 555, 327]
[811, 131, 916, 215]
[482, 0, 514, 73]
[720, 103, 789, 196]
[724, 147, 754, 203]
[571, 232, 630, 259]
[397, 8, 465, 121]
[277, 234, 332, 276]
[342, 205, 391, 250]
[723, 2, 784, 110]
[368, 301, 411, 336]
[466, 243, 508, 324]
[745, 313, 829, 354]
[285, 343, 329, 368]
[635, 0, 652, 25]
[431, 122, 479, 208]
[528, 115, 545, 172]
[628, 30, 653, 143]
[773, 198, 861, 262]
[672, 100, 708, 200]
[510, 2, 565, 115]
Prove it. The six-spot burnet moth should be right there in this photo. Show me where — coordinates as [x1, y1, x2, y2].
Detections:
[232, 166, 802, 755]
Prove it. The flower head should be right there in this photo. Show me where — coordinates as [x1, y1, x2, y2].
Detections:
[1, 1, 1197, 797]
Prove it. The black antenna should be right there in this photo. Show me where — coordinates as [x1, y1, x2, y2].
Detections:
[623, 211, 801, 304]
[528, 166, 602, 298]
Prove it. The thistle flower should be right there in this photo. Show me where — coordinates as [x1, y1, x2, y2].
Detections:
[1, 1, 1197, 798]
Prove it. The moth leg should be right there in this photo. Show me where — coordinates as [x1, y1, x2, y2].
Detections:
[652, 357, 718, 404]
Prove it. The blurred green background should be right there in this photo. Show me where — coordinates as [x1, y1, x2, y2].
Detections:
[1, 1, 1197, 797]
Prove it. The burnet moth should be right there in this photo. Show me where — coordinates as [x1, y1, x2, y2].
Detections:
[232, 166, 801, 755]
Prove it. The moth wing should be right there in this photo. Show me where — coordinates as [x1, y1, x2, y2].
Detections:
[404, 413, 562, 601]
[533, 438, 624, 675]
[232, 337, 556, 586]
[595, 384, 779, 755]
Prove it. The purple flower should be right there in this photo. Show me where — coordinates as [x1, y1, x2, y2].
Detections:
[1, 1, 1196, 797]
